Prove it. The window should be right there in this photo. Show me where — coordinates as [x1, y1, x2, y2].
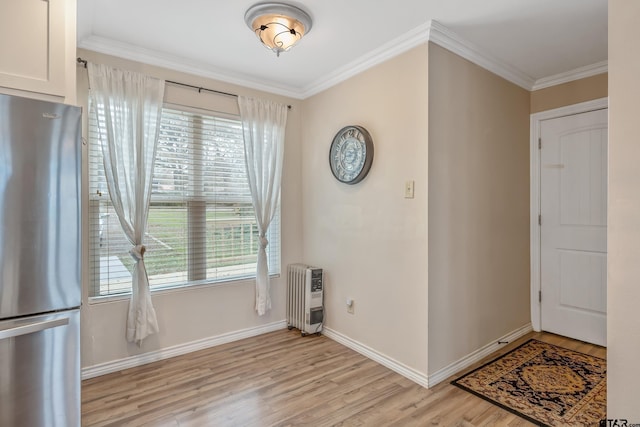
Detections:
[88, 104, 281, 297]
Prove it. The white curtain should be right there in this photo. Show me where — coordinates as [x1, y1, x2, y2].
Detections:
[88, 63, 165, 344]
[238, 96, 288, 315]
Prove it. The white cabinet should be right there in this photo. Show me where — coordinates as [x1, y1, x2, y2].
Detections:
[0, 0, 74, 100]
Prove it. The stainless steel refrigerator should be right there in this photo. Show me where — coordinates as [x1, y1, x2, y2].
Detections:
[0, 94, 81, 427]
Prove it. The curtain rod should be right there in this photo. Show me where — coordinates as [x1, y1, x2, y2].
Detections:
[77, 57, 292, 109]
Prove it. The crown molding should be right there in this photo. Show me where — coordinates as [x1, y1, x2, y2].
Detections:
[532, 60, 608, 91]
[79, 23, 606, 100]
[300, 22, 431, 98]
[301, 19, 540, 97]
[78, 36, 307, 99]
[308, 19, 606, 94]
[427, 20, 536, 90]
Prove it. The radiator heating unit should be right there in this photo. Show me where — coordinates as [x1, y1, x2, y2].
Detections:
[287, 264, 324, 336]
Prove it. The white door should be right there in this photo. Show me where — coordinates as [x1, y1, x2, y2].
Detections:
[540, 108, 607, 347]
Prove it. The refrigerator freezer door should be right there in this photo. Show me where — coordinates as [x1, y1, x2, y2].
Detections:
[0, 309, 80, 427]
[0, 94, 81, 318]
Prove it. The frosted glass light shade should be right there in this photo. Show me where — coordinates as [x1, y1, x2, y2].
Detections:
[245, 3, 312, 56]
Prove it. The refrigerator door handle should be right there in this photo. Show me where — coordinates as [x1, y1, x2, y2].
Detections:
[0, 317, 69, 340]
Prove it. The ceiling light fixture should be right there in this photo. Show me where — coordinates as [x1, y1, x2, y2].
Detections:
[244, 2, 312, 57]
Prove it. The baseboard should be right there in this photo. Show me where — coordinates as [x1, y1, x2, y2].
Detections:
[427, 323, 533, 387]
[322, 327, 430, 388]
[82, 320, 287, 380]
[83, 321, 532, 386]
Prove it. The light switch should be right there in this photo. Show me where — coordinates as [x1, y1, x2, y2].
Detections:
[404, 180, 415, 199]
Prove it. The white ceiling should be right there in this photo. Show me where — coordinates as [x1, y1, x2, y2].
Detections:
[77, 0, 608, 99]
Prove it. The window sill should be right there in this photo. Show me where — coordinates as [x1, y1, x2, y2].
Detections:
[87, 273, 281, 305]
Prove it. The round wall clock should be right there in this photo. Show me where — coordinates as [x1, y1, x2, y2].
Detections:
[329, 125, 374, 185]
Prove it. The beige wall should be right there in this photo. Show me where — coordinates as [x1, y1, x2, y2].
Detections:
[77, 49, 302, 369]
[78, 36, 608, 385]
[530, 73, 608, 114]
[427, 43, 531, 373]
[301, 46, 430, 374]
[608, 1, 640, 420]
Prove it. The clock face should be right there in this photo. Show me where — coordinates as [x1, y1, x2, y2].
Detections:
[329, 125, 374, 184]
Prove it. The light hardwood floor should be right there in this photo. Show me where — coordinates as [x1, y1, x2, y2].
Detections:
[82, 329, 606, 426]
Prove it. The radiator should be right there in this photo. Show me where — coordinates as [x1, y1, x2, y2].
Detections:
[287, 264, 324, 336]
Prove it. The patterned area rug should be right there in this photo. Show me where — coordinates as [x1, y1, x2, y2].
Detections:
[451, 339, 606, 426]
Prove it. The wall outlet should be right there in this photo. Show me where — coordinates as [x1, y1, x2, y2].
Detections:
[346, 298, 355, 314]
[404, 180, 415, 198]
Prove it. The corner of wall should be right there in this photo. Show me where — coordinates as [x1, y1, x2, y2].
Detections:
[427, 43, 531, 374]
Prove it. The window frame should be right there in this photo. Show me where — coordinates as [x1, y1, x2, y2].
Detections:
[87, 101, 281, 302]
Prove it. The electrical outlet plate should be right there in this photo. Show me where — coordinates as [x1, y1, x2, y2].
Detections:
[346, 298, 354, 314]
[404, 180, 415, 198]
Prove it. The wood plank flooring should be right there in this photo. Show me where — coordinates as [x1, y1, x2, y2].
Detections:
[81, 329, 606, 426]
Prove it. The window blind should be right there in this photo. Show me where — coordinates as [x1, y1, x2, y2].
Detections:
[88, 104, 281, 297]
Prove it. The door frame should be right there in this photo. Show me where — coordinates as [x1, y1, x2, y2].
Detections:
[529, 97, 609, 332]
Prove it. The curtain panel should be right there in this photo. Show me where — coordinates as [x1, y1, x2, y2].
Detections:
[88, 62, 165, 344]
[238, 96, 288, 315]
